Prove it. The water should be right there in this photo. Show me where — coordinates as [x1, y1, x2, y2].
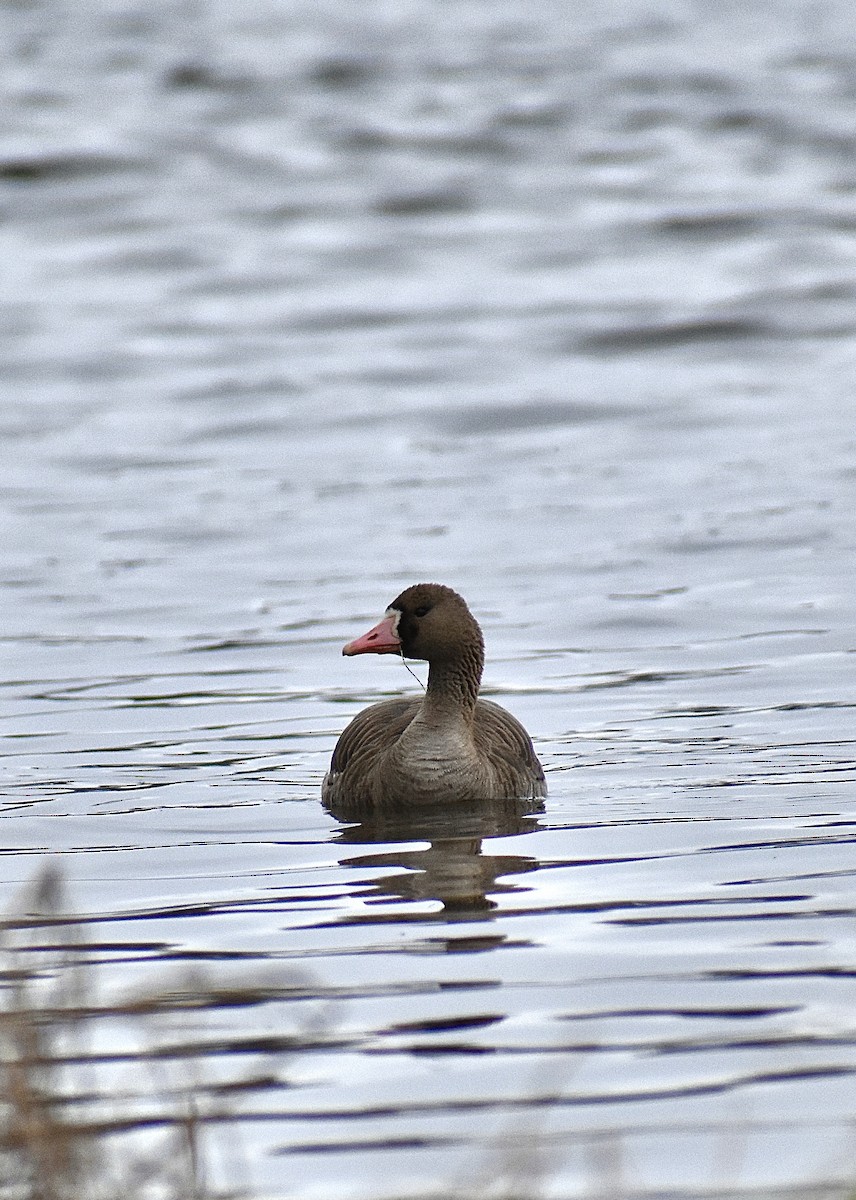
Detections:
[2, 1, 856, 1197]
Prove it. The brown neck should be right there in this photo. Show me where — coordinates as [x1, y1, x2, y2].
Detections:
[423, 641, 483, 721]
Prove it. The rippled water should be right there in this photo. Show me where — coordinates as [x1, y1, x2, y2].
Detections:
[2, 1, 856, 1197]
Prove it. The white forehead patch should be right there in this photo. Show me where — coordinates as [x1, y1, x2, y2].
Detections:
[385, 606, 401, 634]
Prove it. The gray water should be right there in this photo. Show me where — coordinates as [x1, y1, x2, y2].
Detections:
[2, 1, 856, 1197]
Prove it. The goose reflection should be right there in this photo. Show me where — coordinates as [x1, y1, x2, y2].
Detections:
[327, 797, 543, 921]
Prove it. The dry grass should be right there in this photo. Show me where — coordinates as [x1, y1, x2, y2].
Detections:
[0, 865, 242, 1200]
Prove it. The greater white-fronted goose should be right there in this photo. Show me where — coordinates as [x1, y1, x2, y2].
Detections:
[322, 584, 546, 811]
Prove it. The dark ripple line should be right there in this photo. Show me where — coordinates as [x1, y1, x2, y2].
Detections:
[360, 1032, 856, 1059]
[608, 906, 855, 928]
[231, 1063, 856, 1127]
[60, 1060, 856, 1143]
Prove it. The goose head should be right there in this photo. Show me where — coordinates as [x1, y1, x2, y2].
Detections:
[343, 583, 483, 666]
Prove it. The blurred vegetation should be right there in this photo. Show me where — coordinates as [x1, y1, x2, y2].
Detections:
[0, 865, 243, 1200]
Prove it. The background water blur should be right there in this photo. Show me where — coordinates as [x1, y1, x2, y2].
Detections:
[2, 1, 856, 1198]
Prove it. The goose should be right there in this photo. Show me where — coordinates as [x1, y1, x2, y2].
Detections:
[322, 583, 546, 811]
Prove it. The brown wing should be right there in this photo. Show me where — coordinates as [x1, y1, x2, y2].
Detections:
[323, 697, 420, 807]
[472, 699, 546, 798]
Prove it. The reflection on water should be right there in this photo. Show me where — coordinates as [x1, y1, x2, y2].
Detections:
[3, 0, 856, 1196]
[332, 800, 542, 921]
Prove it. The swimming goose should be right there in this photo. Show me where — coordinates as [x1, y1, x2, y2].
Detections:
[322, 584, 546, 811]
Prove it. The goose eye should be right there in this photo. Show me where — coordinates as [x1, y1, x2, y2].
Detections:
[414, 604, 431, 618]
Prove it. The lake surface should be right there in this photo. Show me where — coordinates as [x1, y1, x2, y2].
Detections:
[2, 2, 856, 1197]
